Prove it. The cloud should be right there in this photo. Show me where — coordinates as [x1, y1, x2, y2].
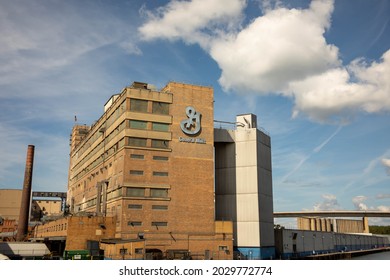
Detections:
[382, 158, 390, 174]
[352, 195, 390, 212]
[139, 0, 390, 124]
[377, 205, 390, 212]
[0, 121, 69, 190]
[139, 0, 246, 48]
[376, 194, 390, 199]
[343, 150, 390, 193]
[312, 194, 342, 211]
[211, 0, 338, 95]
[0, 0, 136, 89]
[119, 41, 143, 55]
[281, 125, 342, 182]
[290, 50, 390, 122]
[352, 196, 369, 210]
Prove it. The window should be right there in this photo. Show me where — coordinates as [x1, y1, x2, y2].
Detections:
[119, 248, 128, 255]
[152, 205, 168, 210]
[130, 170, 144, 175]
[152, 222, 168, 227]
[153, 171, 168, 177]
[128, 204, 142, 209]
[130, 154, 144, 159]
[135, 248, 143, 254]
[152, 122, 169, 132]
[130, 120, 147, 130]
[219, 246, 228, 251]
[128, 137, 147, 147]
[130, 99, 148, 112]
[128, 221, 142, 227]
[153, 156, 168, 161]
[151, 140, 169, 149]
[126, 187, 145, 197]
[152, 102, 169, 115]
[150, 188, 168, 198]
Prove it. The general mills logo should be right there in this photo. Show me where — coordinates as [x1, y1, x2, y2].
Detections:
[180, 106, 201, 135]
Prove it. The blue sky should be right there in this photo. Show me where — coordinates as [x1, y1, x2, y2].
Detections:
[0, 0, 389, 226]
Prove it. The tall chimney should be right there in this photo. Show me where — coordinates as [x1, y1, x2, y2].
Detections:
[16, 145, 35, 241]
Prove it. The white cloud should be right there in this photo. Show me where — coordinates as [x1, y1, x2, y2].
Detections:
[139, 0, 390, 123]
[312, 194, 341, 211]
[290, 50, 390, 122]
[352, 195, 368, 210]
[377, 205, 390, 212]
[352, 196, 389, 212]
[139, 0, 246, 48]
[211, 0, 338, 95]
[382, 158, 390, 174]
[376, 194, 390, 199]
[120, 41, 143, 55]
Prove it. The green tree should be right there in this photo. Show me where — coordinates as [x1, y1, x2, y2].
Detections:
[369, 226, 390, 234]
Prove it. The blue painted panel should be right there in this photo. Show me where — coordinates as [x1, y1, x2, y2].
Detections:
[235, 247, 276, 260]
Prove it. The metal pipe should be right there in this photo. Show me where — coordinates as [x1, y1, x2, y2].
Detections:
[16, 145, 35, 241]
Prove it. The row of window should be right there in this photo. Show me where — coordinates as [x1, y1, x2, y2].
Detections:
[73, 96, 170, 176]
[37, 223, 67, 233]
[131, 99, 170, 115]
[75, 97, 169, 159]
[75, 186, 168, 212]
[130, 170, 168, 177]
[128, 221, 168, 227]
[126, 187, 169, 198]
[128, 137, 169, 149]
[74, 116, 169, 178]
[128, 204, 168, 210]
[129, 120, 169, 132]
[130, 154, 169, 161]
[71, 135, 169, 183]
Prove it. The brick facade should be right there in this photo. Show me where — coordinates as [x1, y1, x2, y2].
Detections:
[64, 82, 233, 259]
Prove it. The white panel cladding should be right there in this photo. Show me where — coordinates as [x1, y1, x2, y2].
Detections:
[236, 194, 259, 221]
[236, 166, 258, 193]
[236, 141, 258, 167]
[237, 221, 260, 247]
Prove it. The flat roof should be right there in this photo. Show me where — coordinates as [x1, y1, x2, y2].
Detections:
[0, 242, 50, 257]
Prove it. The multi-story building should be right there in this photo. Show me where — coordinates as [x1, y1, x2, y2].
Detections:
[214, 114, 275, 259]
[67, 81, 233, 259]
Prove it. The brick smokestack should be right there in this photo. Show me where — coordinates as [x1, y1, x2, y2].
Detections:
[16, 145, 35, 241]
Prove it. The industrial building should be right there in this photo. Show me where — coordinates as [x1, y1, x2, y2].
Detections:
[0, 189, 64, 241]
[61, 81, 275, 259]
[297, 217, 369, 234]
[274, 228, 389, 259]
[0, 81, 274, 259]
[63, 81, 265, 259]
[1, 80, 388, 260]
